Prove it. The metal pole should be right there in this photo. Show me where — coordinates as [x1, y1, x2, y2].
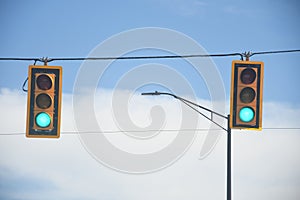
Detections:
[227, 115, 232, 200]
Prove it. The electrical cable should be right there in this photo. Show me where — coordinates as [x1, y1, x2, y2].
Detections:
[22, 60, 36, 92]
[0, 53, 243, 63]
[0, 127, 299, 136]
[0, 49, 299, 63]
[250, 49, 300, 57]
[22, 77, 28, 92]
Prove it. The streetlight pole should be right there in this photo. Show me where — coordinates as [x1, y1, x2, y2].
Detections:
[142, 91, 232, 200]
[227, 114, 232, 200]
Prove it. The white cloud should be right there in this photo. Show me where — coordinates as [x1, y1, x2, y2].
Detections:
[0, 88, 299, 200]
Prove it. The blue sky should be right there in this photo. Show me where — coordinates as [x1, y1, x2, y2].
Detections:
[0, 0, 299, 103]
[0, 0, 300, 199]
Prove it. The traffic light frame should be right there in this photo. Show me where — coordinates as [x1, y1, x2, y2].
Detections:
[230, 60, 264, 130]
[26, 65, 62, 138]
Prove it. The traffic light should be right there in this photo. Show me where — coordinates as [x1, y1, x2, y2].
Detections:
[26, 65, 62, 138]
[230, 60, 264, 130]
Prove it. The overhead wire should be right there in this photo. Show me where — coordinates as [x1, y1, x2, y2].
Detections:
[0, 127, 299, 136]
[0, 49, 300, 63]
[250, 49, 300, 57]
[0, 53, 244, 63]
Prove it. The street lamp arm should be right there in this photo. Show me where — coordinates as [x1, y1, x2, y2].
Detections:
[174, 95, 227, 119]
[141, 91, 176, 98]
[141, 91, 228, 131]
[180, 98, 228, 131]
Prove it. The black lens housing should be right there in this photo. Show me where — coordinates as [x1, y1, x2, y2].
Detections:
[37, 74, 52, 90]
[36, 93, 52, 109]
[240, 68, 256, 84]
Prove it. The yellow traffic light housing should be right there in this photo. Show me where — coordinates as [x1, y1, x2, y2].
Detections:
[230, 60, 264, 130]
[26, 65, 62, 138]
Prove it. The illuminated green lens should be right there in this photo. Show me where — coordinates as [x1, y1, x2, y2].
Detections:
[239, 107, 254, 122]
[35, 112, 51, 128]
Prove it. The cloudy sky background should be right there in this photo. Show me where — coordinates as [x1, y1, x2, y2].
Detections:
[1, 0, 300, 199]
[0, 89, 300, 200]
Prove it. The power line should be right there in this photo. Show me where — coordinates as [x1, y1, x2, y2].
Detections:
[0, 129, 224, 136]
[0, 49, 299, 63]
[250, 49, 300, 56]
[0, 127, 299, 136]
[0, 53, 243, 63]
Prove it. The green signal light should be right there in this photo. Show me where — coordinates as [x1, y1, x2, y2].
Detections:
[35, 112, 51, 128]
[239, 107, 255, 122]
